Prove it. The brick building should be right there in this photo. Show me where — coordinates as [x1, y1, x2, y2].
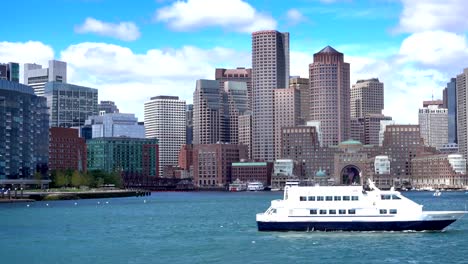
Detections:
[412, 154, 467, 189]
[49, 127, 87, 172]
[231, 161, 273, 185]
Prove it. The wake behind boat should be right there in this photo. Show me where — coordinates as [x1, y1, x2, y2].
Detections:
[256, 180, 465, 232]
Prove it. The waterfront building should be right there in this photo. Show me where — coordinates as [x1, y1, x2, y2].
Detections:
[351, 78, 384, 119]
[24, 60, 67, 96]
[87, 137, 159, 176]
[0, 80, 49, 186]
[225, 81, 249, 144]
[85, 113, 145, 139]
[186, 104, 193, 144]
[456, 68, 468, 161]
[373, 155, 391, 188]
[98, 100, 119, 114]
[418, 104, 448, 149]
[309, 46, 350, 146]
[274, 87, 301, 158]
[193, 79, 228, 144]
[445, 78, 457, 143]
[252, 30, 290, 161]
[412, 154, 467, 189]
[231, 161, 273, 186]
[289, 77, 309, 124]
[238, 112, 252, 159]
[144, 96, 186, 177]
[44, 81, 98, 128]
[0, 62, 19, 82]
[271, 159, 302, 189]
[193, 144, 248, 188]
[178, 144, 193, 171]
[49, 127, 86, 172]
[215, 67, 252, 109]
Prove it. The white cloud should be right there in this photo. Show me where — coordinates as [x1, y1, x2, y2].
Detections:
[286, 9, 305, 25]
[75, 17, 141, 41]
[60, 42, 250, 119]
[396, 0, 468, 33]
[154, 0, 277, 33]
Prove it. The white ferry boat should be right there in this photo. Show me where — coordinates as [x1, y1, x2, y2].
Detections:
[229, 179, 247, 192]
[256, 180, 465, 232]
[247, 182, 264, 191]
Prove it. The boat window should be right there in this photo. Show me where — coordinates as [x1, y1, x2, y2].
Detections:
[319, 209, 327, 214]
[380, 209, 387, 214]
[308, 196, 315, 201]
[329, 209, 336, 214]
[390, 209, 397, 214]
[351, 196, 359, 201]
[300, 196, 307, 201]
[334, 196, 341, 201]
[391, 195, 401, 200]
[343, 196, 350, 201]
[381, 195, 391, 200]
[325, 196, 333, 201]
[310, 209, 317, 215]
[271, 209, 277, 214]
[339, 209, 346, 214]
[317, 196, 324, 201]
[348, 209, 356, 214]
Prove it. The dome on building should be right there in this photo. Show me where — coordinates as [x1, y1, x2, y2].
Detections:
[339, 139, 363, 153]
[315, 169, 327, 177]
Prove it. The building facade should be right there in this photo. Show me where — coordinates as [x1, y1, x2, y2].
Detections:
[224, 81, 248, 144]
[352, 114, 392, 145]
[0, 62, 19, 82]
[446, 78, 457, 144]
[0, 80, 49, 184]
[87, 138, 159, 176]
[252, 30, 289, 161]
[238, 113, 252, 159]
[98, 100, 119, 114]
[289, 77, 309, 124]
[44, 81, 98, 128]
[412, 154, 467, 189]
[193, 144, 248, 188]
[274, 87, 301, 158]
[351, 78, 384, 119]
[309, 46, 351, 147]
[86, 113, 145, 139]
[231, 162, 273, 186]
[24, 60, 67, 96]
[178, 144, 193, 171]
[456, 68, 468, 161]
[49, 127, 87, 172]
[193, 79, 227, 145]
[144, 96, 186, 177]
[418, 105, 448, 149]
[186, 104, 193, 144]
[215, 67, 252, 109]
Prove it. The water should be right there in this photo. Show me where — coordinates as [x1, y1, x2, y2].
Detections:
[1, 191, 467, 264]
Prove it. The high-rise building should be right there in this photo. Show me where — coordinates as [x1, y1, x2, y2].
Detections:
[351, 78, 384, 118]
[446, 78, 457, 144]
[0, 62, 19, 83]
[379, 120, 396, 146]
[87, 137, 159, 176]
[457, 68, 468, 160]
[289, 77, 309, 124]
[224, 81, 248, 144]
[44, 82, 98, 128]
[309, 46, 350, 147]
[85, 113, 145, 139]
[274, 87, 300, 158]
[351, 114, 392, 145]
[215, 67, 252, 109]
[252, 30, 290, 161]
[0, 80, 49, 185]
[238, 113, 252, 159]
[193, 79, 228, 144]
[144, 96, 186, 177]
[418, 104, 448, 149]
[186, 104, 193, 144]
[98, 101, 119, 114]
[24, 60, 67, 96]
[49, 127, 87, 172]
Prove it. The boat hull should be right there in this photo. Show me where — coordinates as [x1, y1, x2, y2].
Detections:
[257, 219, 457, 232]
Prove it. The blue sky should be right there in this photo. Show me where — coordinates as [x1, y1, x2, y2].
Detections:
[1, 0, 468, 123]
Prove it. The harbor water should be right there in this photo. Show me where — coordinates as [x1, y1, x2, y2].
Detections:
[1, 191, 467, 263]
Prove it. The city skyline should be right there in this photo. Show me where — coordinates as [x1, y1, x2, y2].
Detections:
[0, 0, 467, 124]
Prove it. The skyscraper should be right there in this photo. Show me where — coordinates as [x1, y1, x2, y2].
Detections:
[193, 79, 228, 145]
[418, 104, 448, 149]
[44, 82, 98, 128]
[145, 96, 186, 177]
[351, 78, 384, 118]
[252, 30, 290, 161]
[309, 46, 350, 146]
[274, 86, 301, 158]
[185, 104, 194, 145]
[215, 67, 252, 109]
[24, 60, 67, 96]
[446, 78, 457, 144]
[289, 77, 309, 124]
[224, 81, 248, 144]
[456, 68, 468, 160]
[0, 62, 19, 83]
